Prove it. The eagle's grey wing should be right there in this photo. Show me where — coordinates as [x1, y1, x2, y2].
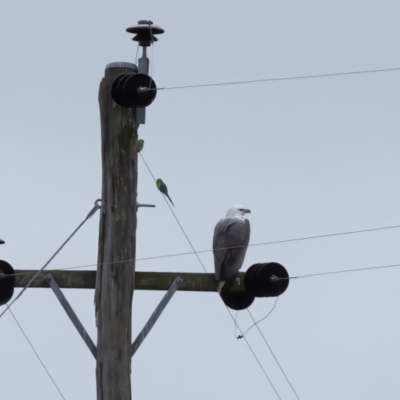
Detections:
[213, 218, 250, 281]
[213, 218, 237, 280]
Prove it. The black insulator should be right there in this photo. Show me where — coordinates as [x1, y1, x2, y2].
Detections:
[0, 260, 15, 306]
[219, 279, 255, 310]
[126, 23, 164, 47]
[111, 73, 157, 108]
[244, 262, 289, 297]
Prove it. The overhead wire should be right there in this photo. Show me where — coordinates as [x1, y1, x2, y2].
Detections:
[144, 66, 400, 92]
[238, 297, 280, 339]
[246, 306, 301, 400]
[7, 221, 400, 276]
[279, 262, 400, 281]
[242, 296, 299, 396]
[0, 202, 100, 397]
[131, 222, 400, 263]
[6, 224, 400, 282]
[8, 308, 66, 399]
[0, 201, 101, 321]
[139, 153, 207, 274]
[9, 221, 399, 274]
[226, 306, 282, 400]
[233, 296, 301, 400]
[233, 310, 239, 338]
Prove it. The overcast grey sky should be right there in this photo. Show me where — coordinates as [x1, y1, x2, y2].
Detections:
[1, 1, 400, 399]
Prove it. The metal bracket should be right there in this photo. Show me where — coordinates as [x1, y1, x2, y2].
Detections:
[86, 199, 102, 219]
[137, 202, 156, 209]
[137, 43, 149, 125]
[46, 274, 97, 359]
[132, 276, 183, 356]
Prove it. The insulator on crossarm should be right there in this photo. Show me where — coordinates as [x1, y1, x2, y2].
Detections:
[111, 73, 157, 108]
[0, 260, 15, 306]
[244, 262, 289, 297]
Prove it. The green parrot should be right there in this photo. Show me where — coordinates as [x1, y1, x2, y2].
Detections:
[156, 178, 175, 206]
[137, 139, 144, 153]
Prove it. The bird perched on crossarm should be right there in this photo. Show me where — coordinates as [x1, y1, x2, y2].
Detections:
[213, 205, 251, 290]
[156, 178, 175, 206]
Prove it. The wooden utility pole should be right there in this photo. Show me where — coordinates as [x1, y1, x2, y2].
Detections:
[95, 62, 139, 400]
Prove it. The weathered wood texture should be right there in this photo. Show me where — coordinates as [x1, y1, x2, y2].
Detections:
[14, 270, 246, 292]
[95, 65, 138, 400]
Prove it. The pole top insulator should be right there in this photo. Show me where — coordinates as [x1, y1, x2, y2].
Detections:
[126, 21, 164, 47]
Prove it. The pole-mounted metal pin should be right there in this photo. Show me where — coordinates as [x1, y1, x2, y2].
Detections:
[137, 202, 156, 209]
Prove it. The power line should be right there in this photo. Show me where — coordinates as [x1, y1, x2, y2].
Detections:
[9, 308, 66, 399]
[4, 222, 399, 277]
[15, 222, 397, 273]
[235, 298, 300, 399]
[146, 66, 400, 92]
[226, 306, 283, 400]
[9, 260, 400, 285]
[245, 307, 301, 400]
[286, 262, 400, 281]
[247, 224, 400, 249]
[10, 221, 396, 273]
[139, 153, 208, 274]
[116, 222, 400, 263]
[0, 201, 100, 321]
[238, 297, 280, 339]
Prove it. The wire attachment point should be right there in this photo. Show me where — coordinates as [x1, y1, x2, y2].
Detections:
[87, 199, 102, 219]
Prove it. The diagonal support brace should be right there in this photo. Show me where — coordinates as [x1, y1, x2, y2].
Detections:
[45, 274, 97, 359]
[132, 275, 183, 356]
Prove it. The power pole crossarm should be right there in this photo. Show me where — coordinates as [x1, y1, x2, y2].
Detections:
[14, 270, 245, 292]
